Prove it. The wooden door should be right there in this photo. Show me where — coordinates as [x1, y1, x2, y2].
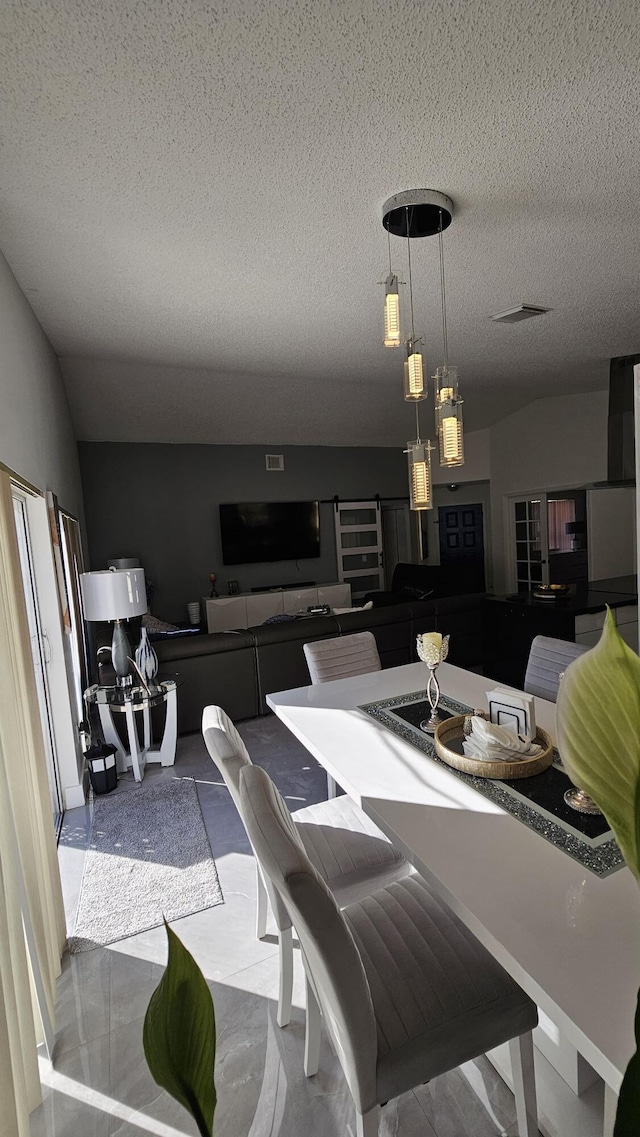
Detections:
[438, 503, 486, 592]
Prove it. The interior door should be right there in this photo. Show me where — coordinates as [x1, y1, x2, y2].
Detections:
[437, 503, 486, 591]
[511, 492, 588, 593]
[512, 496, 550, 593]
[334, 500, 384, 599]
[381, 503, 411, 587]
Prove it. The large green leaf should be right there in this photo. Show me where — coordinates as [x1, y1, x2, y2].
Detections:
[556, 608, 640, 881]
[614, 988, 640, 1136]
[143, 921, 216, 1137]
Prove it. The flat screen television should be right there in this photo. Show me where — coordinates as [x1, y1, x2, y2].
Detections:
[219, 501, 321, 565]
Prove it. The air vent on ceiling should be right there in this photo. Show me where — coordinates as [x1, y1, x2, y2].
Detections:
[489, 304, 551, 323]
[265, 453, 284, 471]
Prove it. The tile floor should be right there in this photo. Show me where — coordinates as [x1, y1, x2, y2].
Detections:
[33, 715, 533, 1137]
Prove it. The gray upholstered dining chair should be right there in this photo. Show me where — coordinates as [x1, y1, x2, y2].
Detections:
[201, 705, 410, 1030]
[524, 635, 589, 702]
[303, 631, 382, 796]
[239, 763, 539, 1137]
[303, 629, 381, 685]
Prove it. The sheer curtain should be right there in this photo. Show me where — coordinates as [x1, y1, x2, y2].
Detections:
[0, 470, 66, 1135]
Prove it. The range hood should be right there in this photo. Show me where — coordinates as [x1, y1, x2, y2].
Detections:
[592, 353, 639, 487]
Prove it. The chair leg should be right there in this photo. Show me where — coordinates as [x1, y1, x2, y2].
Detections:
[303, 973, 321, 1077]
[327, 772, 337, 799]
[509, 1031, 538, 1137]
[277, 927, 293, 1028]
[356, 1106, 379, 1136]
[255, 862, 268, 940]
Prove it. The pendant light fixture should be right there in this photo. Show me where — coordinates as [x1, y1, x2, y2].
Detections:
[434, 210, 464, 467]
[401, 206, 426, 402]
[381, 189, 460, 511]
[381, 229, 401, 347]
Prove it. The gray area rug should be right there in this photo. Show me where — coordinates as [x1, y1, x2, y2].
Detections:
[69, 777, 223, 952]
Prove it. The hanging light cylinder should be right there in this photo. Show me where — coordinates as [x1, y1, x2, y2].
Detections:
[435, 366, 464, 467]
[383, 273, 401, 347]
[406, 439, 433, 511]
[404, 337, 427, 400]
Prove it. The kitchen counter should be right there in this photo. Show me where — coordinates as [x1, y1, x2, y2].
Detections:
[482, 584, 638, 686]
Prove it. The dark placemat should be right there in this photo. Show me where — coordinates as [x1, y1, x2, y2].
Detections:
[359, 690, 623, 877]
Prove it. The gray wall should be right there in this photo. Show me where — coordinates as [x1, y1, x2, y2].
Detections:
[78, 442, 409, 623]
[0, 252, 83, 514]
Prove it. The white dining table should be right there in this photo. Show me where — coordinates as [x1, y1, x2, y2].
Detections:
[267, 660, 640, 1137]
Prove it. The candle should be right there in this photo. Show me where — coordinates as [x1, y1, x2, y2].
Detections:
[421, 632, 442, 652]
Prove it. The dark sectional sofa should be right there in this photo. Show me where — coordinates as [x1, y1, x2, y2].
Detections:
[154, 594, 484, 735]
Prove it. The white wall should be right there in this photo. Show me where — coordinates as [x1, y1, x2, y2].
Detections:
[587, 487, 636, 580]
[433, 428, 490, 484]
[489, 390, 609, 593]
[0, 252, 82, 514]
[0, 251, 86, 805]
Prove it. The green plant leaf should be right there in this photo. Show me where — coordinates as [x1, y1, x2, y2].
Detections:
[143, 920, 216, 1137]
[556, 607, 640, 882]
[614, 987, 640, 1136]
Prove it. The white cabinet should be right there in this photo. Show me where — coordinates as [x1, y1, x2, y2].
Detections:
[204, 582, 351, 633]
[575, 604, 638, 650]
[246, 591, 283, 626]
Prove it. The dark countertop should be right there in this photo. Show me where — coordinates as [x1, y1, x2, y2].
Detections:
[486, 581, 637, 616]
[587, 574, 637, 596]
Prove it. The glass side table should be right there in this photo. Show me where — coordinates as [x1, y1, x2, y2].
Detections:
[84, 678, 178, 783]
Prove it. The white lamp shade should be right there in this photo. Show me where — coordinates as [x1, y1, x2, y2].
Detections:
[80, 568, 147, 622]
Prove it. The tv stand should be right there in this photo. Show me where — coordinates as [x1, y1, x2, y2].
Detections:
[251, 581, 315, 593]
[203, 583, 351, 632]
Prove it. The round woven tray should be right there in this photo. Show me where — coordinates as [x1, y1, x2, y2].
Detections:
[433, 714, 554, 780]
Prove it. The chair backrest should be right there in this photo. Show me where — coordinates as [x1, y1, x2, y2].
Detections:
[524, 635, 589, 702]
[201, 704, 253, 812]
[303, 630, 382, 685]
[201, 705, 291, 933]
[239, 764, 378, 1113]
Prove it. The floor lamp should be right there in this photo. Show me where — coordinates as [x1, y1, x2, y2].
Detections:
[80, 567, 147, 688]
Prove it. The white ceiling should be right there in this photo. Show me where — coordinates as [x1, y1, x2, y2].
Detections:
[2, 0, 640, 446]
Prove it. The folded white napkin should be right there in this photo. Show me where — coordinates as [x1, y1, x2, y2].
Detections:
[462, 715, 543, 763]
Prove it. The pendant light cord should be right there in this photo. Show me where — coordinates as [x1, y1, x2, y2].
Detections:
[406, 206, 416, 340]
[387, 227, 393, 275]
[406, 205, 422, 441]
[438, 209, 449, 370]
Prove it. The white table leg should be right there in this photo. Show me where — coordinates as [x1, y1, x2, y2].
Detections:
[159, 685, 177, 766]
[98, 704, 127, 773]
[124, 701, 145, 782]
[603, 1083, 618, 1137]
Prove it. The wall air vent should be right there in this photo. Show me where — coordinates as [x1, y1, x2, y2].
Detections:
[489, 304, 551, 323]
[265, 453, 284, 471]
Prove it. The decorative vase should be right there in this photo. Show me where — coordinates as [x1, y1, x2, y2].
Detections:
[135, 626, 158, 687]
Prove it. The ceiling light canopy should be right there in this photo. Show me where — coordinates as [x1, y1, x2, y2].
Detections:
[379, 188, 464, 516]
[382, 189, 453, 238]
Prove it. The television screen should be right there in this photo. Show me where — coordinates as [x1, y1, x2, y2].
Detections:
[219, 501, 321, 565]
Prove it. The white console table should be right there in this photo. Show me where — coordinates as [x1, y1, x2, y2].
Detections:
[204, 582, 351, 633]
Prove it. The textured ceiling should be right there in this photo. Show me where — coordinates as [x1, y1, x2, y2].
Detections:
[2, 0, 640, 445]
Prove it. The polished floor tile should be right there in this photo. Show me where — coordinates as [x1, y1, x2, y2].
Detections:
[32, 714, 535, 1137]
